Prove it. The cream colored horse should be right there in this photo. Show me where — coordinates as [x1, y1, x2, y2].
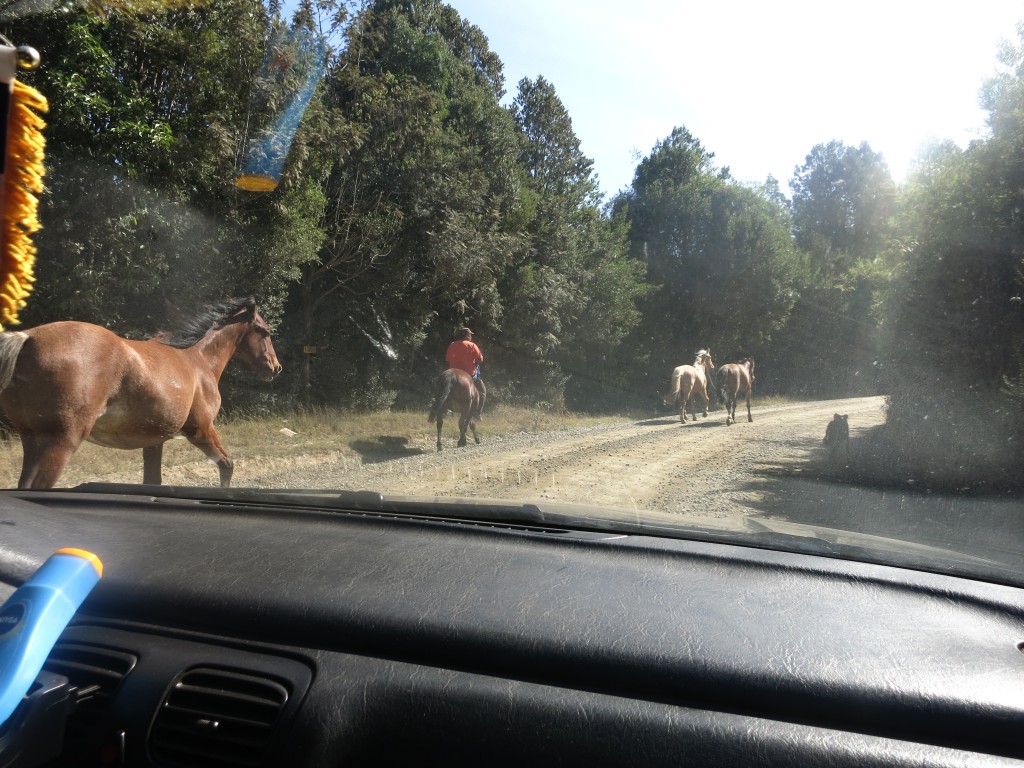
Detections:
[663, 349, 715, 423]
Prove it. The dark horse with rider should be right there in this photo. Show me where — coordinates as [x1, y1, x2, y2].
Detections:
[428, 327, 487, 451]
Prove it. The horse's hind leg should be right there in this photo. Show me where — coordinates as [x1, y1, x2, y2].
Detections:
[457, 412, 470, 447]
[17, 432, 82, 489]
[469, 419, 481, 445]
[436, 413, 444, 451]
[745, 393, 753, 422]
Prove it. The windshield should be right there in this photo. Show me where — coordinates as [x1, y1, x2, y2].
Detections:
[0, 0, 1021, 586]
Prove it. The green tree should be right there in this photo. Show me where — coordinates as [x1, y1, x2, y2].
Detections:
[614, 127, 806, 400]
[876, 30, 1024, 482]
[6, 1, 325, 337]
[790, 140, 895, 274]
[503, 75, 647, 409]
[772, 140, 896, 396]
[292, 0, 523, 407]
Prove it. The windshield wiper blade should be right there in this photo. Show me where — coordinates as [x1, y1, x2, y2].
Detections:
[69, 482, 730, 538]
[68, 483, 580, 529]
[61, 483, 1023, 588]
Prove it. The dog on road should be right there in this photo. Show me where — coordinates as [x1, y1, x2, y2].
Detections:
[823, 413, 850, 460]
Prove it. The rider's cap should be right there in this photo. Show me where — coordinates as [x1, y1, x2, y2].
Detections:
[460, 327, 473, 337]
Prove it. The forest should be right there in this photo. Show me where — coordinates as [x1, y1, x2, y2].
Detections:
[2, 0, 1023, 480]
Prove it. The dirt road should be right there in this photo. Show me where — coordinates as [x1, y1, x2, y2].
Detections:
[142, 393, 1021, 568]
[254, 396, 887, 531]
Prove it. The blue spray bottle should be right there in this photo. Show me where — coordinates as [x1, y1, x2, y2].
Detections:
[0, 548, 103, 726]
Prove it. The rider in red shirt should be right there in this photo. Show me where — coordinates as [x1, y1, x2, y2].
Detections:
[446, 327, 486, 416]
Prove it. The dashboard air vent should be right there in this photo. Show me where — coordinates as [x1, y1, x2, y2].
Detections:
[149, 667, 290, 768]
[42, 641, 138, 750]
[42, 641, 137, 707]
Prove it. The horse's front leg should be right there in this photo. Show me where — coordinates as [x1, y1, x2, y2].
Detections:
[745, 393, 753, 422]
[436, 413, 444, 452]
[469, 418, 481, 445]
[143, 443, 163, 485]
[700, 389, 709, 417]
[457, 411, 470, 447]
[184, 425, 233, 487]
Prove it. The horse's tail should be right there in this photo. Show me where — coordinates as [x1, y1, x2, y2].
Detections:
[0, 332, 27, 392]
[668, 368, 682, 399]
[715, 366, 730, 402]
[704, 365, 717, 398]
[428, 370, 454, 424]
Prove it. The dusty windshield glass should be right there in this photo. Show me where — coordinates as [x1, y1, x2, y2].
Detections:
[0, 1, 1021, 584]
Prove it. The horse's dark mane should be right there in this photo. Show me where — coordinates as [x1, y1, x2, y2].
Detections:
[156, 297, 255, 348]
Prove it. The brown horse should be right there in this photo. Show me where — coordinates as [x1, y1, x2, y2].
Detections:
[717, 358, 755, 425]
[428, 368, 481, 451]
[663, 349, 715, 423]
[0, 298, 281, 489]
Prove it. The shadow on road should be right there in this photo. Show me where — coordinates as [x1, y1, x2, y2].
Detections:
[636, 416, 723, 428]
[349, 435, 426, 464]
[735, 432, 1024, 575]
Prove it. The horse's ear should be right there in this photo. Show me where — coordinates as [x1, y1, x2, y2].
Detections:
[236, 297, 258, 319]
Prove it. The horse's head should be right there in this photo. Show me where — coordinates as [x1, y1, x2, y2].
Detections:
[234, 302, 282, 381]
[696, 349, 714, 371]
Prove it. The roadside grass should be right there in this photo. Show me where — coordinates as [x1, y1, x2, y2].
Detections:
[0, 395, 802, 488]
[666, 392, 793, 413]
[0, 405, 635, 488]
[752, 394, 791, 408]
[216, 404, 632, 463]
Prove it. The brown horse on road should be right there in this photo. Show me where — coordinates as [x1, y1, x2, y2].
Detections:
[663, 350, 715, 423]
[717, 358, 755, 425]
[428, 368, 481, 451]
[0, 298, 281, 489]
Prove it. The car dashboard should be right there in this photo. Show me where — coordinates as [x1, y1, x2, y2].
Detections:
[0, 484, 1022, 767]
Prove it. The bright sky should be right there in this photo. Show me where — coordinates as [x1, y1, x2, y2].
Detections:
[445, 1, 1023, 198]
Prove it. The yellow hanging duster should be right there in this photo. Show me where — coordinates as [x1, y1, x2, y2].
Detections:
[0, 43, 46, 329]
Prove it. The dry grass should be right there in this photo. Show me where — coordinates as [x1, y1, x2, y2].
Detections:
[0, 405, 629, 488]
